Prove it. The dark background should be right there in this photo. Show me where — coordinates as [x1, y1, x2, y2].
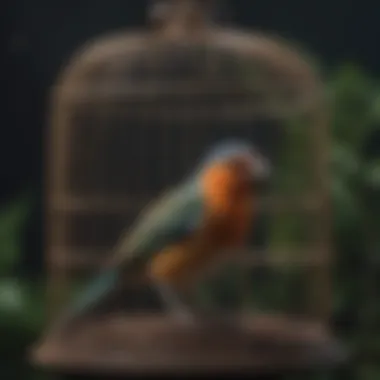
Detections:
[2, 0, 380, 201]
[1, 1, 380, 378]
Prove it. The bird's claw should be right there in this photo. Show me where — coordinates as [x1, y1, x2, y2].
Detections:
[172, 309, 199, 326]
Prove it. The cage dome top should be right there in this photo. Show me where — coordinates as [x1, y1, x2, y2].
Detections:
[55, 0, 321, 120]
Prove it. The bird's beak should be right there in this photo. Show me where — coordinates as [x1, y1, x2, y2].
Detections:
[246, 152, 271, 182]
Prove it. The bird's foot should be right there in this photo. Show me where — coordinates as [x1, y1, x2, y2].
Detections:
[171, 308, 200, 327]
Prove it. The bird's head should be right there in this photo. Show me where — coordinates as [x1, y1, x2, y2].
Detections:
[198, 139, 271, 183]
[195, 140, 271, 208]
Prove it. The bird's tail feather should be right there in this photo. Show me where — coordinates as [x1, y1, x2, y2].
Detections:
[68, 269, 119, 318]
[50, 269, 119, 334]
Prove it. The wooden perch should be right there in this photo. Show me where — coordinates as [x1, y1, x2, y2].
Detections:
[31, 313, 346, 375]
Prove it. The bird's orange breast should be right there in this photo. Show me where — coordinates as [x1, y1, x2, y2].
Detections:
[147, 201, 253, 288]
[201, 162, 254, 246]
[147, 163, 254, 288]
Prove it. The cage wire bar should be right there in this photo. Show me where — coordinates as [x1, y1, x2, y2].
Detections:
[45, 0, 331, 328]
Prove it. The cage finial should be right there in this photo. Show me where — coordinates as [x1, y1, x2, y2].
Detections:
[148, 0, 216, 36]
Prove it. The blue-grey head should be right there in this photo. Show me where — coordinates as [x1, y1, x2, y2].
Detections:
[195, 139, 271, 181]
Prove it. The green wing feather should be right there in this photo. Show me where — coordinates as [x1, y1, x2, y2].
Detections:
[58, 182, 204, 326]
[113, 182, 204, 265]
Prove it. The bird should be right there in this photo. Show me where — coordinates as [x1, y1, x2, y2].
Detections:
[51, 139, 271, 333]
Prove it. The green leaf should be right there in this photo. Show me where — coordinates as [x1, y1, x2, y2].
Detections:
[362, 159, 380, 190]
[332, 176, 361, 234]
[0, 278, 45, 333]
[369, 92, 380, 125]
[0, 279, 25, 315]
[330, 63, 375, 151]
[332, 143, 361, 181]
[357, 364, 380, 380]
[0, 192, 33, 275]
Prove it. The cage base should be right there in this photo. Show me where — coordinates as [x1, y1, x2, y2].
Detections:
[31, 313, 346, 375]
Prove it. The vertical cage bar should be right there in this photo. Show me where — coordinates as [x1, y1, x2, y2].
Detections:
[47, 83, 72, 322]
[138, 109, 145, 196]
[239, 120, 259, 312]
[308, 102, 332, 323]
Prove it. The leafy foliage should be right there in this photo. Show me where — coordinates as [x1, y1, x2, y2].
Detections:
[0, 191, 46, 378]
[328, 64, 380, 378]
[0, 192, 33, 276]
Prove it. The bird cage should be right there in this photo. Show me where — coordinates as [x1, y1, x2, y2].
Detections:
[33, 0, 344, 375]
